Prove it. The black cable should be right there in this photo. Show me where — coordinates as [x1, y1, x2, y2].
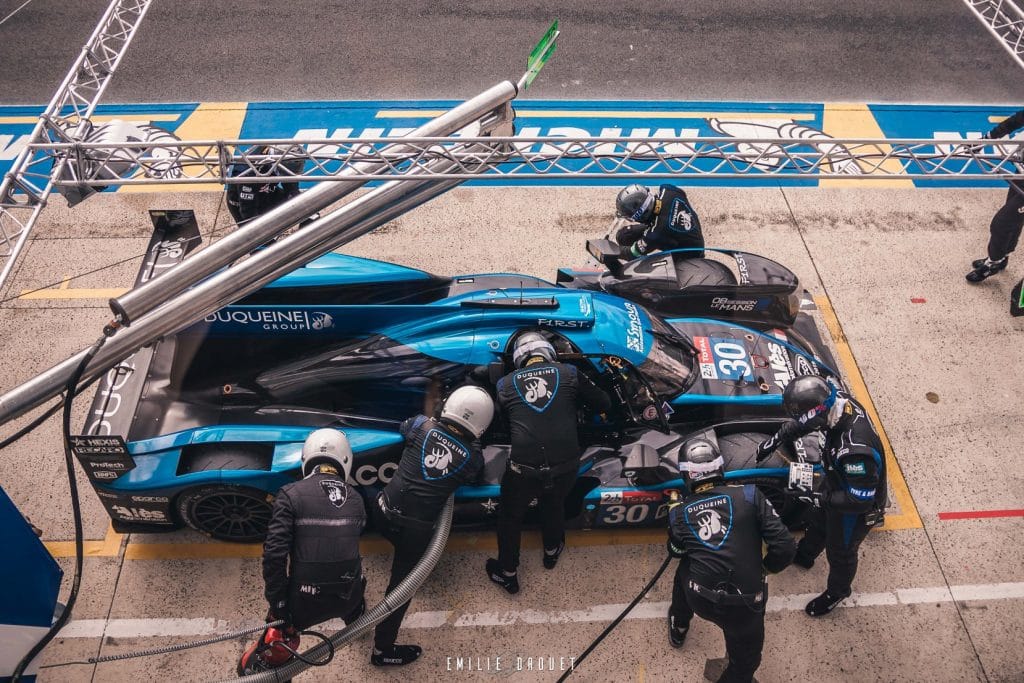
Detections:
[277, 629, 335, 667]
[0, 399, 64, 451]
[556, 555, 673, 683]
[11, 334, 107, 682]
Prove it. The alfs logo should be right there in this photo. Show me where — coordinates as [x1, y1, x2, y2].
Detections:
[421, 429, 470, 480]
[684, 495, 734, 550]
[513, 366, 559, 412]
[319, 479, 348, 508]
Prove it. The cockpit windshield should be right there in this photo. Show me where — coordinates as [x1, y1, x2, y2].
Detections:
[639, 312, 697, 397]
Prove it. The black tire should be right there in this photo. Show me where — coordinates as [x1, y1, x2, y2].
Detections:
[674, 258, 738, 288]
[176, 485, 274, 543]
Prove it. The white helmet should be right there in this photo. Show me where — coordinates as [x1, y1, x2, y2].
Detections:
[301, 428, 353, 479]
[440, 386, 495, 438]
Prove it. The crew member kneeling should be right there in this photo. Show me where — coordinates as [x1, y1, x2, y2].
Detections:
[613, 183, 704, 258]
[372, 386, 495, 666]
[667, 439, 795, 683]
[241, 428, 366, 674]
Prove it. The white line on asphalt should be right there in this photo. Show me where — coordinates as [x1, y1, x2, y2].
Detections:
[54, 582, 1024, 639]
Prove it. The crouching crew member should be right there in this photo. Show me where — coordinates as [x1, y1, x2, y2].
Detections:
[486, 332, 611, 594]
[241, 428, 365, 674]
[613, 183, 704, 258]
[668, 439, 795, 683]
[372, 386, 495, 666]
[755, 375, 887, 616]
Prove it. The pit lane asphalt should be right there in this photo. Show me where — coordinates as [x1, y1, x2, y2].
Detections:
[1, 0, 1023, 104]
[0, 185, 1021, 682]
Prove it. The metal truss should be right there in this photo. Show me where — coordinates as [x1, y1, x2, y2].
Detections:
[963, 0, 1024, 70]
[25, 134, 1024, 185]
[0, 0, 154, 285]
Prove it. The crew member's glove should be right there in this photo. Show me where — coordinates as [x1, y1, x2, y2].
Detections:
[795, 491, 824, 509]
[266, 601, 291, 627]
[666, 538, 686, 559]
[615, 223, 646, 248]
[755, 437, 777, 463]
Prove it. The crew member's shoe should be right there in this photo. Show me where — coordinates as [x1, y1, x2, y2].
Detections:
[371, 644, 423, 666]
[668, 614, 689, 648]
[486, 558, 520, 594]
[543, 542, 565, 569]
[966, 257, 1008, 282]
[805, 591, 847, 616]
[792, 554, 815, 570]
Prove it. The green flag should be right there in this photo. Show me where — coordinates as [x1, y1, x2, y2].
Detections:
[521, 19, 559, 90]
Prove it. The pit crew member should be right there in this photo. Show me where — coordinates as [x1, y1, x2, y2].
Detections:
[667, 439, 795, 683]
[755, 375, 887, 616]
[372, 386, 494, 666]
[486, 332, 611, 593]
[613, 183, 705, 258]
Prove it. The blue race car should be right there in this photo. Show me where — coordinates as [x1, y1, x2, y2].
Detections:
[80, 227, 836, 542]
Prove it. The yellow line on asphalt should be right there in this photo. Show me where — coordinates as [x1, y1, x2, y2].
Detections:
[44, 523, 122, 558]
[19, 277, 127, 300]
[814, 295, 923, 531]
[375, 109, 816, 121]
[122, 528, 667, 560]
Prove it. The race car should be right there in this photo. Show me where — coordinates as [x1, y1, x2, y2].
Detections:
[78, 219, 837, 542]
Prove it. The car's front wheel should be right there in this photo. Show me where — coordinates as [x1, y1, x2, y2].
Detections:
[176, 485, 274, 543]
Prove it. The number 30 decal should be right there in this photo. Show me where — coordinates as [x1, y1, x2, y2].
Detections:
[713, 341, 753, 380]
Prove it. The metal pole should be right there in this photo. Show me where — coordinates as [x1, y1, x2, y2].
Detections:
[110, 81, 518, 325]
[0, 161, 465, 427]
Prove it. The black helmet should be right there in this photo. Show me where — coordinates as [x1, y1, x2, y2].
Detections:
[511, 331, 556, 368]
[679, 438, 724, 490]
[615, 184, 656, 223]
[781, 375, 837, 421]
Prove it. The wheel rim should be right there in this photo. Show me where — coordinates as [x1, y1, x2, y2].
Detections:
[191, 490, 272, 540]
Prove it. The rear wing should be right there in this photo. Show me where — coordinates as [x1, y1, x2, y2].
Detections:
[81, 210, 201, 438]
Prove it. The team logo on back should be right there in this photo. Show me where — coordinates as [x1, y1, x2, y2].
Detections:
[421, 429, 470, 480]
[319, 479, 348, 508]
[513, 366, 559, 412]
[684, 495, 734, 550]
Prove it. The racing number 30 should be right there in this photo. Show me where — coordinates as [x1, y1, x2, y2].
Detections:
[600, 503, 669, 525]
[713, 341, 752, 380]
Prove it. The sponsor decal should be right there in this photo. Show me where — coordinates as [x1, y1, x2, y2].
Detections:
[69, 435, 136, 482]
[109, 505, 170, 523]
[766, 342, 795, 389]
[733, 253, 751, 284]
[578, 296, 592, 317]
[849, 486, 876, 499]
[348, 462, 398, 486]
[623, 302, 645, 354]
[693, 335, 718, 379]
[421, 429, 470, 480]
[844, 461, 867, 476]
[319, 479, 348, 508]
[513, 366, 560, 413]
[710, 296, 764, 312]
[642, 405, 658, 421]
[204, 309, 335, 331]
[668, 198, 694, 232]
[684, 494, 734, 550]
[794, 354, 820, 376]
[537, 318, 588, 329]
[600, 491, 623, 504]
[130, 495, 170, 503]
[621, 491, 661, 504]
[481, 498, 498, 513]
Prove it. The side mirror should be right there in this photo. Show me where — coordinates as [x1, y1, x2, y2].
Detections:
[585, 239, 625, 277]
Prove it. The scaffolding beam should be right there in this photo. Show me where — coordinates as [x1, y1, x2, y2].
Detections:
[0, 0, 154, 286]
[962, 0, 1024, 70]
[23, 135, 1024, 184]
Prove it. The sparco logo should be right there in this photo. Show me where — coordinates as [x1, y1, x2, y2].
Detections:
[205, 309, 335, 331]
